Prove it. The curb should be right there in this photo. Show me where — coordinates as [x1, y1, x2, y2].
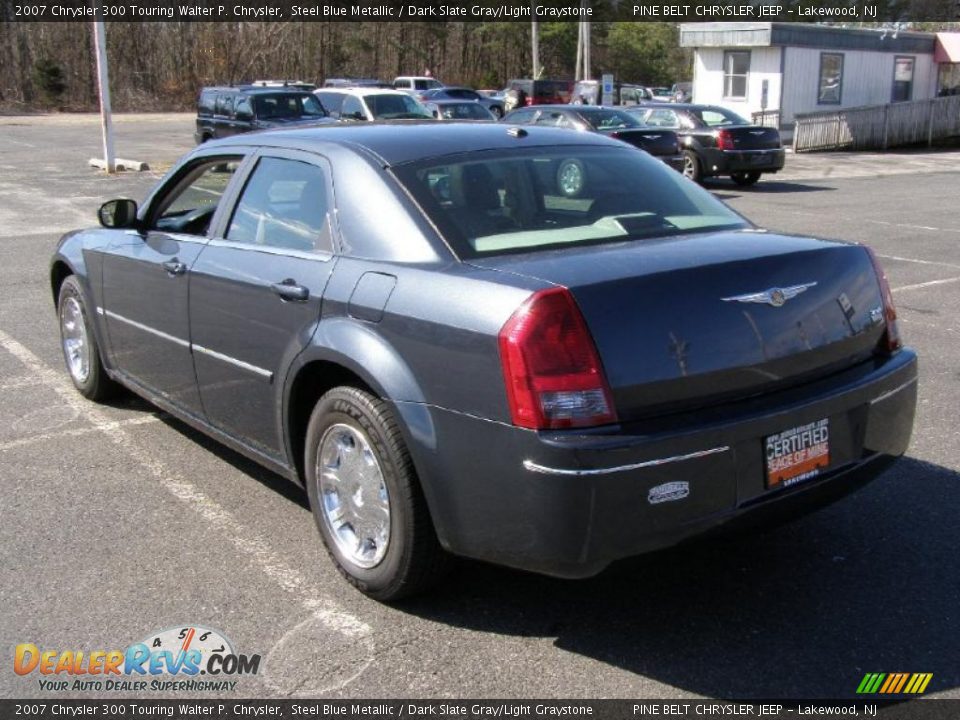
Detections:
[89, 157, 150, 172]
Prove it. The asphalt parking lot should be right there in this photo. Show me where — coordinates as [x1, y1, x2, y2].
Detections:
[1, 114, 957, 700]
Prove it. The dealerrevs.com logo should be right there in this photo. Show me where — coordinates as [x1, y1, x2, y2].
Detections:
[14, 625, 260, 692]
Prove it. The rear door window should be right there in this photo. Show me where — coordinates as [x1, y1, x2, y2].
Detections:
[226, 157, 333, 253]
[214, 94, 234, 117]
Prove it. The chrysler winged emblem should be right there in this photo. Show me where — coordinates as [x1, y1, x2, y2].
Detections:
[722, 282, 817, 308]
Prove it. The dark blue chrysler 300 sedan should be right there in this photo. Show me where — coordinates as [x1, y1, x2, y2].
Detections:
[51, 123, 917, 600]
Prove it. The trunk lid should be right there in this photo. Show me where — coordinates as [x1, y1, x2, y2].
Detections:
[472, 231, 886, 420]
[604, 128, 679, 158]
[721, 125, 782, 150]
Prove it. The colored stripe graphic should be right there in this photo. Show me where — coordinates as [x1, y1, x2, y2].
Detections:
[857, 672, 933, 694]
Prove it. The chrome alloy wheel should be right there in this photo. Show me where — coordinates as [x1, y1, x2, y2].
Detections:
[60, 296, 91, 384]
[316, 423, 391, 569]
[682, 154, 697, 179]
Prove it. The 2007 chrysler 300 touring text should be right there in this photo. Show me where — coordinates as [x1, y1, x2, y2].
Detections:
[50, 123, 917, 600]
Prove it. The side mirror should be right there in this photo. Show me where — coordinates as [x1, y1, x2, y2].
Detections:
[236, 109, 253, 122]
[98, 199, 138, 229]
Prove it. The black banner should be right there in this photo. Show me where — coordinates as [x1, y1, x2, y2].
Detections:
[3, 700, 960, 720]
[5, 0, 960, 23]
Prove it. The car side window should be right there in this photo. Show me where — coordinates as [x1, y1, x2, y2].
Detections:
[214, 94, 234, 117]
[341, 96, 365, 120]
[152, 158, 243, 236]
[235, 97, 252, 119]
[506, 108, 537, 124]
[644, 109, 680, 128]
[699, 110, 732, 127]
[535, 111, 566, 127]
[317, 92, 346, 117]
[226, 157, 333, 254]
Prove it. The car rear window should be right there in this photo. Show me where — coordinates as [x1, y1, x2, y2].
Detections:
[253, 93, 326, 119]
[393, 146, 747, 259]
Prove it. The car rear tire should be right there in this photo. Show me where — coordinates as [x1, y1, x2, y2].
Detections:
[57, 275, 117, 401]
[491, 106, 504, 119]
[682, 150, 702, 183]
[304, 386, 449, 601]
[731, 171, 762, 187]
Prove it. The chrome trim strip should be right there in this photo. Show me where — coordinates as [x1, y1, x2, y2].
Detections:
[103, 309, 190, 348]
[523, 446, 731, 477]
[207, 237, 333, 262]
[192, 344, 273, 381]
[870, 376, 918, 405]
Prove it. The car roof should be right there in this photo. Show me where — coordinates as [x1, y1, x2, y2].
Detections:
[203, 85, 313, 96]
[209, 122, 626, 166]
[316, 87, 412, 98]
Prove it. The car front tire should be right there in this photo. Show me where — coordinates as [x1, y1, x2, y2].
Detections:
[304, 386, 449, 601]
[57, 275, 117, 401]
[731, 171, 762, 187]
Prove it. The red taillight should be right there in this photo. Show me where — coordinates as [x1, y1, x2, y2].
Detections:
[498, 287, 617, 430]
[865, 246, 902, 354]
[717, 129, 735, 150]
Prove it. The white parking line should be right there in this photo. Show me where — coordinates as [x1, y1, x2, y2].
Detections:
[0, 414, 160, 453]
[0, 328, 375, 692]
[865, 219, 960, 234]
[0, 376, 43, 391]
[877, 254, 960, 271]
[892, 277, 960, 293]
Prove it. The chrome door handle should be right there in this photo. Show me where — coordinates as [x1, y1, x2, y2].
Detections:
[162, 260, 187, 275]
[271, 279, 309, 302]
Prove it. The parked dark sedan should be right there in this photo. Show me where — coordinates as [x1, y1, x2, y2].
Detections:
[424, 100, 496, 121]
[419, 86, 504, 118]
[52, 124, 916, 600]
[627, 103, 785, 185]
[502, 105, 683, 171]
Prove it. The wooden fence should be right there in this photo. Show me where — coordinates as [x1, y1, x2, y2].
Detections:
[792, 96, 960, 152]
[751, 110, 781, 128]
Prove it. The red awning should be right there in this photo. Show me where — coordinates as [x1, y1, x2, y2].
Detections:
[935, 33, 960, 64]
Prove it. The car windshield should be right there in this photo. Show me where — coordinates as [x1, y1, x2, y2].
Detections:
[253, 94, 326, 119]
[394, 146, 748, 259]
[688, 107, 750, 127]
[365, 94, 433, 120]
[577, 108, 642, 131]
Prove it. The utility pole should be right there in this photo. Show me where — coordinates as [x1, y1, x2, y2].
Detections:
[92, 15, 115, 174]
[583, 19, 591, 80]
[531, 14, 540, 79]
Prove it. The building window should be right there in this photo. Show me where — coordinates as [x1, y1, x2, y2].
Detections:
[723, 51, 750, 100]
[818, 53, 844, 105]
[892, 56, 915, 103]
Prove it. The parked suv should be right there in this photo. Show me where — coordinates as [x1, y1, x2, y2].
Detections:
[504, 79, 573, 111]
[194, 85, 330, 144]
[315, 87, 432, 121]
[393, 76, 444, 93]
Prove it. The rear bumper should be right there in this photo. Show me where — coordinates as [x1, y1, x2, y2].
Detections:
[403, 349, 917, 578]
[662, 154, 685, 172]
[704, 148, 786, 176]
